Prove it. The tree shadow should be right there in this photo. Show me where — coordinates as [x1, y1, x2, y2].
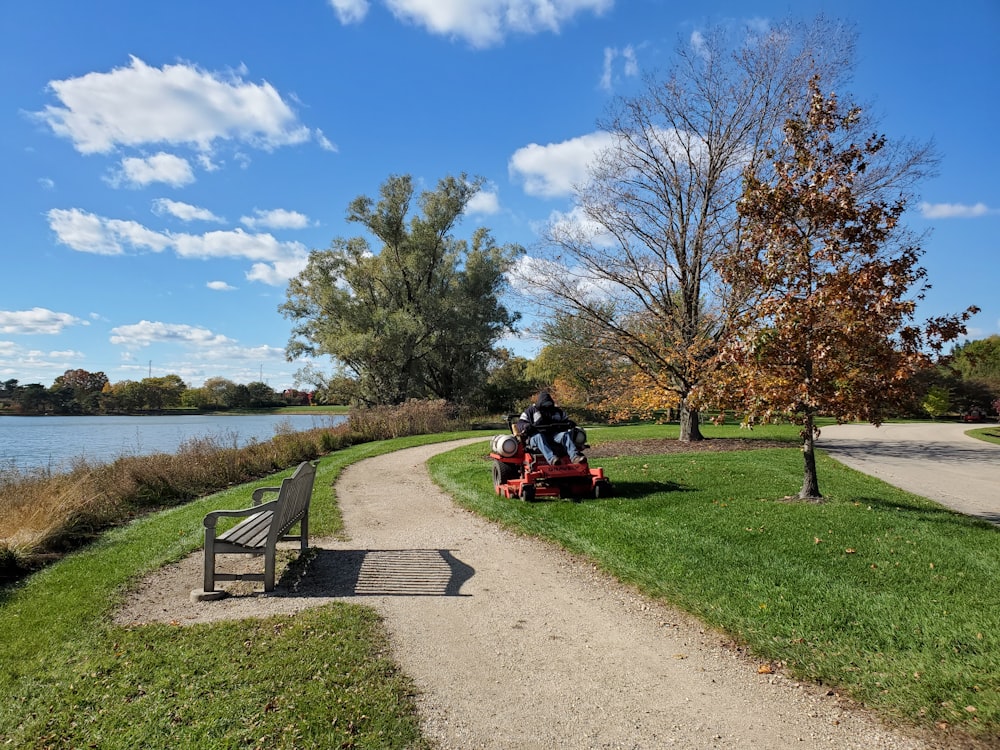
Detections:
[578, 479, 691, 502]
[280, 548, 476, 597]
[852, 496, 1000, 531]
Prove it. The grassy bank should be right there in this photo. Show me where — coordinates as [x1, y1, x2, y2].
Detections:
[428, 424, 1000, 742]
[0, 430, 486, 749]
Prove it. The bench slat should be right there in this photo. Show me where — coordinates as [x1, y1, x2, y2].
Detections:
[217, 511, 273, 548]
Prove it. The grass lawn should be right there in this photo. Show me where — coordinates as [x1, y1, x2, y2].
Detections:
[967, 425, 1000, 446]
[3, 422, 997, 746]
[428, 423, 1000, 741]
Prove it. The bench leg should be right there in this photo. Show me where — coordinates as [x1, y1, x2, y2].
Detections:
[203, 530, 216, 593]
[191, 530, 228, 602]
[264, 547, 276, 592]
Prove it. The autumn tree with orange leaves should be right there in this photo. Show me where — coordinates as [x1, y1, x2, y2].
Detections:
[714, 78, 977, 499]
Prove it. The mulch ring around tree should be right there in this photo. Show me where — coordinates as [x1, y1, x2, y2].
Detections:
[587, 438, 795, 458]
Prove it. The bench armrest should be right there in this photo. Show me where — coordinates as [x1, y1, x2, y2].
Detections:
[203, 499, 278, 530]
[252, 486, 281, 505]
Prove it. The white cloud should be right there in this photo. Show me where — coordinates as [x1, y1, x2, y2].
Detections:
[383, 0, 613, 48]
[329, 0, 369, 23]
[207, 281, 236, 291]
[189, 342, 287, 363]
[690, 30, 709, 59]
[240, 208, 311, 230]
[172, 228, 308, 263]
[509, 131, 614, 197]
[0, 344, 86, 380]
[245, 256, 311, 286]
[0, 307, 88, 335]
[47, 209, 308, 283]
[919, 201, 995, 219]
[47, 208, 172, 255]
[109, 320, 234, 349]
[599, 44, 638, 91]
[33, 56, 323, 155]
[38, 177, 55, 190]
[113, 152, 195, 188]
[622, 45, 638, 76]
[152, 198, 224, 223]
[546, 204, 616, 247]
[467, 188, 501, 215]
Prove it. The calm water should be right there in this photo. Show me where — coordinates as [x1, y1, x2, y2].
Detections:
[0, 413, 346, 472]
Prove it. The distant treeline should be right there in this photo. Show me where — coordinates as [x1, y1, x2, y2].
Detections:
[0, 370, 314, 416]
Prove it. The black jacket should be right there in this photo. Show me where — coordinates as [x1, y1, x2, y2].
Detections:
[517, 392, 573, 437]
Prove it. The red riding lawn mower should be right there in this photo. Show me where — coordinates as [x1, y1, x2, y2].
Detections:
[489, 415, 612, 502]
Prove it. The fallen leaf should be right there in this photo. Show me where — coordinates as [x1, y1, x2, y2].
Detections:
[965, 706, 977, 713]
[814, 537, 822, 544]
[845, 548, 856, 554]
[758, 664, 773, 674]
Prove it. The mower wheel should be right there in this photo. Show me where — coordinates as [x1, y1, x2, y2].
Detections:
[492, 459, 519, 489]
[521, 484, 536, 503]
[593, 480, 611, 499]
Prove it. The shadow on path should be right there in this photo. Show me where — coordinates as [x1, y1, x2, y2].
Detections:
[283, 548, 475, 598]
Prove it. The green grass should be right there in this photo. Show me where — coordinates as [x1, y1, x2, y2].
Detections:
[6, 420, 998, 745]
[967, 425, 1000, 446]
[428, 424, 1000, 739]
[0, 430, 486, 749]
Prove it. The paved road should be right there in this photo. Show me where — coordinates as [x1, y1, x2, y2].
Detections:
[818, 422, 1000, 524]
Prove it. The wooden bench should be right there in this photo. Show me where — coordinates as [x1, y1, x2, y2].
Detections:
[191, 461, 317, 602]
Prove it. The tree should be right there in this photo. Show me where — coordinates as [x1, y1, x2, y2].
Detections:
[950, 335, 1000, 387]
[51, 369, 109, 413]
[201, 377, 239, 409]
[715, 78, 977, 499]
[281, 174, 522, 406]
[520, 16, 857, 441]
[476, 349, 537, 416]
[921, 385, 951, 420]
[140, 375, 187, 410]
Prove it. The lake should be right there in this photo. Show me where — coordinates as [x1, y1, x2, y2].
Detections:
[0, 413, 347, 473]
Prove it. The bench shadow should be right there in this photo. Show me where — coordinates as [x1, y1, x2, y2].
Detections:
[280, 548, 475, 597]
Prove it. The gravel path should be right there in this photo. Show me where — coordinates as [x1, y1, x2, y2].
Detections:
[116, 437, 940, 749]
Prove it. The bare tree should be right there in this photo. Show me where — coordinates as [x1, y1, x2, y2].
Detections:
[519, 16, 856, 440]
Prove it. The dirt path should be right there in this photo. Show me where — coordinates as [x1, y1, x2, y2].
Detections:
[117, 438, 936, 749]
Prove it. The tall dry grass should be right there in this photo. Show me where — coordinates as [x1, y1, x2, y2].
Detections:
[0, 401, 462, 580]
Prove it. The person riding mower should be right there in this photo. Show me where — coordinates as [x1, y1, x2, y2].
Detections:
[489, 392, 611, 502]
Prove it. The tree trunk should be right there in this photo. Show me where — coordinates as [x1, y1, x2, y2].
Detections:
[679, 401, 704, 442]
[799, 412, 822, 500]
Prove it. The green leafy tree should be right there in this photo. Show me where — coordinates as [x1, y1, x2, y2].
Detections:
[950, 335, 1000, 388]
[921, 385, 951, 420]
[140, 375, 187, 410]
[281, 174, 522, 405]
[476, 349, 537, 416]
[715, 78, 977, 499]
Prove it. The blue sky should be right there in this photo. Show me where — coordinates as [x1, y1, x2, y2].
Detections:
[1, 0, 997, 391]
